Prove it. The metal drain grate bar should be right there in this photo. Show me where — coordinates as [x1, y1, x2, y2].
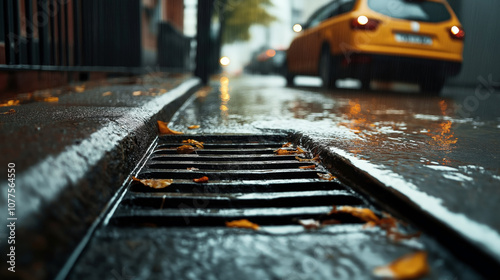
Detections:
[108, 134, 372, 228]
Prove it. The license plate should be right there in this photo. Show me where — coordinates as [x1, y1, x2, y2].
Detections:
[395, 33, 432, 45]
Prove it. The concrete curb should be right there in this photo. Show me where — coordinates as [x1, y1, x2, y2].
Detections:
[291, 132, 500, 279]
[0, 78, 201, 279]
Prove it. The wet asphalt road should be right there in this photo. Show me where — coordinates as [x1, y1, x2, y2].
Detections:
[170, 74, 500, 262]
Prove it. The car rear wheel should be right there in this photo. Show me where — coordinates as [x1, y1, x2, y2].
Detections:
[419, 77, 445, 94]
[319, 46, 336, 89]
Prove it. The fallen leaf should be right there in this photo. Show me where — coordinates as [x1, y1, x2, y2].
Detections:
[296, 155, 319, 162]
[132, 176, 173, 189]
[373, 251, 429, 279]
[74, 85, 85, 92]
[1, 109, 16, 115]
[44, 97, 59, 103]
[317, 173, 336, 181]
[0, 100, 20, 107]
[274, 147, 305, 155]
[299, 165, 316, 170]
[329, 206, 380, 223]
[182, 139, 204, 149]
[102, 91, 112, 96]
[159, 89, 167, 94]
[157, 121, 184, 135]
[298, 219, 321, 230]
[132, 90, 142, 96]
[187, 167, 200, 171]
[177, 145, 196, 154]
[193, 176, 209, 183]
[225, 219, 260, 230]
[188, 125, 200, 129]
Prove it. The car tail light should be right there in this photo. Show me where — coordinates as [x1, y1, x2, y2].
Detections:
[351, 16, 380, 31]
[449, 25, 465, 40]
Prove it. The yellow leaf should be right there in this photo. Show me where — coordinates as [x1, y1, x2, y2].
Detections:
[157, 121, 184, 135]
[225, 219, 260, 230]
[329, 206, 380, 223]
[373, 251, 429, 279]
[182, 139, 204, 149]
[188, 125, 200, 129]
[102, 91, 112, 96]
[0, 100, 20, 107]
[177, 145, 196, 154]
[132, 91, 142, 96]
[193, 176, 209, 183]
[132, 176, 173, 189]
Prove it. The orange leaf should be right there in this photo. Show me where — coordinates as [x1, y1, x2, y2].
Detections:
[299, 165, 316, 170]
[225, 219, 260, 230]
[188, 125, 200, 129]
[373, 251, 429, 279]
[132, 176, 173, 189]
[182, 139, 204, 149]
[193, 176, 209, 183]
[157, 121, 183, 135]
[329, 206, 380, 223]
[44, 97, 59, 103]
[102, 91, 112, 96]
[317, 173, 336, 181]
[1, 109, 16, 115]
[296, 155, 319, 162]
[321, 219, 341, 226]
[177, 145, 196, 154]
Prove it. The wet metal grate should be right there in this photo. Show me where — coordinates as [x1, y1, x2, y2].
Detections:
[109, 134, 372, 228]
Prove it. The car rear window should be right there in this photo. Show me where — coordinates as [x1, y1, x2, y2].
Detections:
[367, 0, 452, 23]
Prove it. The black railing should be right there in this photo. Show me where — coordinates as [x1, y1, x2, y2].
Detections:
[0, 0, 193, 73]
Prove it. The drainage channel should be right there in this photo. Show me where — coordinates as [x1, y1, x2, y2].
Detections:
[67, 134, 481, 279]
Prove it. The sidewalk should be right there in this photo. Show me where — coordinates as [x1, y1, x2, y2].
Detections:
[0, 74, 201, 279]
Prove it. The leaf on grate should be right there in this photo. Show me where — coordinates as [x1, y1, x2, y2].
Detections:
[187, 167, 200, 171]
[1, 109, 16, 115]
[299, 164, 316, 170]
[298, 219, 321, 230]
[373, 251, 429, 279]
[226, 219, 260, 230]
[132, 176, 173, 189]
[157, 120, 184, 135]
[329, 206, 380, 223]
[274, 147, 305, 155]
[296, 155, 319, 162]
[188, 125, 200, 129]
[193, 176, 209, 183]
[177, 145, 196, 154]
[318, 173, 336, 181]
[182, 139, 204, 149]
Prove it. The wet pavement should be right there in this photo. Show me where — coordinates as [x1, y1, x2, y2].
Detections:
[170, 74, 500, 266]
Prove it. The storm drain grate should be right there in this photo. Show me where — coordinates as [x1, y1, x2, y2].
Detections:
[109, 134, 373, 228]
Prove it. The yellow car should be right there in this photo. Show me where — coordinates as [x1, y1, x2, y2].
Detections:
[285, 0, 464, 92]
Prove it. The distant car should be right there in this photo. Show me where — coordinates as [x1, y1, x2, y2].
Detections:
[246, 48, 286, 75]
[285, 0, 464, 93]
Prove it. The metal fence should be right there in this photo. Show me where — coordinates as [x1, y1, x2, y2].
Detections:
[0, 0, 193, 73]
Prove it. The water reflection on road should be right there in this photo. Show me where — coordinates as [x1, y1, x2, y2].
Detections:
[171, 74, 500, 259]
